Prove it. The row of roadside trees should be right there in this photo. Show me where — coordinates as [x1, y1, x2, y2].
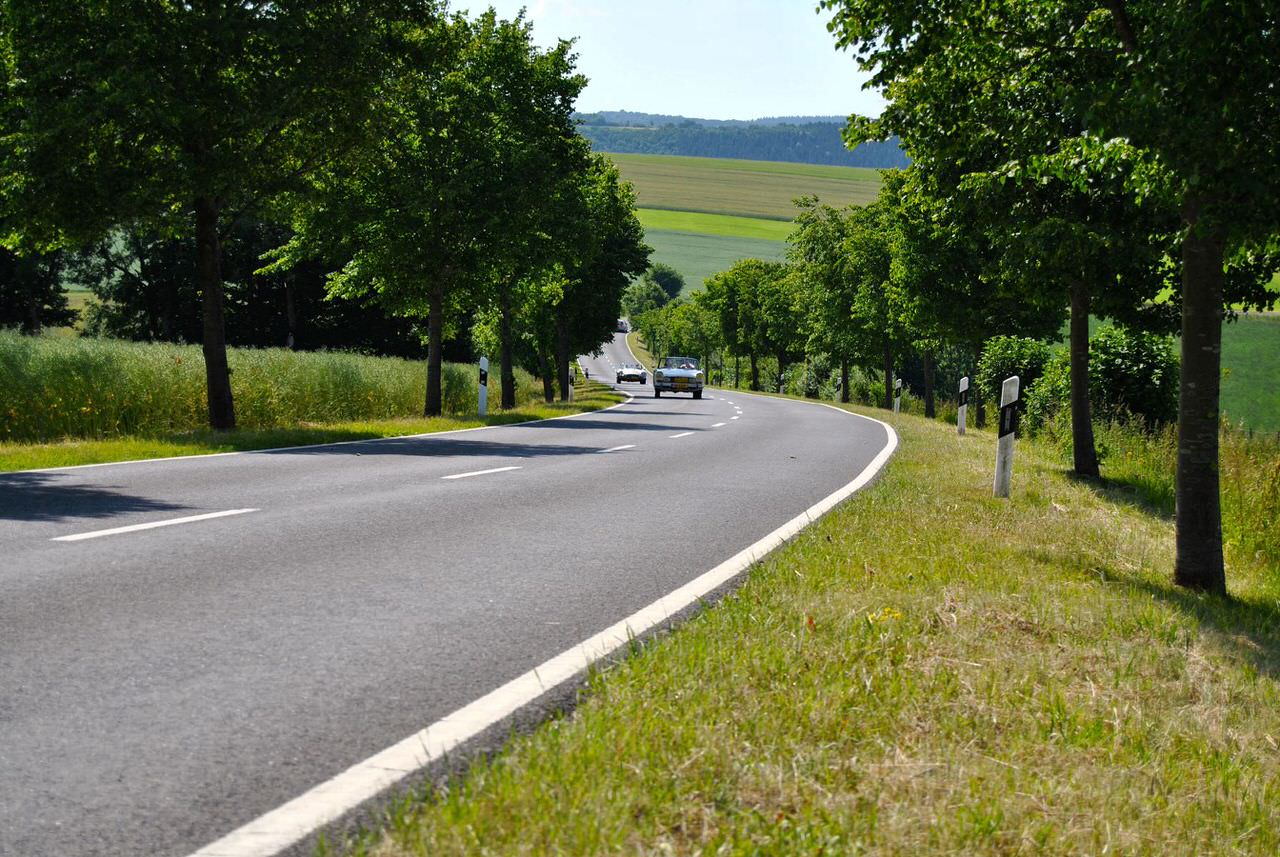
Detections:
[0, 1, 648, 422]
[817, 0, 1279, 595]
[644, 1, 1279, 596]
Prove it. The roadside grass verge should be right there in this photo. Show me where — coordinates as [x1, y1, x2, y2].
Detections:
[0, 331, 551, 443]
[625, 330, 655, 370]
[0, 379, 622, 472]
[335, 405, 1280, 856]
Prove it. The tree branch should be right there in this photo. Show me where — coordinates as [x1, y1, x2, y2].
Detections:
[1104, 0, 1139, 53]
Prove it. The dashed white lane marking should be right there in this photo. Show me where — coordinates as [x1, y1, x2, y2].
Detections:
[711, 422, 727, 428]
[669, 432, 695, 439]
[51, 509, 260, 542]
[184, 404, 898, 857]
[600, 445, 636, 453]
[441, 466, 522, 480]
[731, 416, 741, 420]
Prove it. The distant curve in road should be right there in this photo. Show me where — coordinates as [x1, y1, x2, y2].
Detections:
[0, 332, 894, 857]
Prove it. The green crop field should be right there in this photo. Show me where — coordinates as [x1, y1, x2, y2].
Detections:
[636, 208, 792, 241]
[644, 229, 786, 292]
[612, 153, 839, 289]
[611, 152, 883, 220]
[1222, 314, 1280, 432]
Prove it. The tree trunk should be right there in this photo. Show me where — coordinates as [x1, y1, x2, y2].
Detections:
[973, 346, 986, 427]
[734, 354, 740, 389]
[284, 276, 298, 349]
[499, 290, 516, 409]
[1174, 215, 1226, 594]
[555, 309, 570, 402]
[158, 262, 176, 342]
[196, 196, 235, 430]
[541, 352, 555, 403]
[749, 352, 759, 391]
[25, 289, 41, 335]
[777, 353, 787, 393]
[923, 349, 936, 418]
[424, 284, 444, 417]
[840, 359, 850, 404]
[1069, 280, 1100, 478]
[882, 343, 893, 410]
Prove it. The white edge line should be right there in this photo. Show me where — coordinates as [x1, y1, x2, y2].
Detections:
[16, 385, 636, 476]
[185, 403, 898, 857]
[440, 466, 521, 481]
[51, 509, 259, 542]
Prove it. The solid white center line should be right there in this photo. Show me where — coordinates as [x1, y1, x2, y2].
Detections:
[711, 422, 727, 428]
[669, 431, 695, 439]
[51, 508, 259, 542]
[441, 466, 522, 480]
[600, 444, 636, 453]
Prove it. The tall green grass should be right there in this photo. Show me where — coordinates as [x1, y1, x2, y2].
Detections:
[1073, 421, 1280, 571]
[0, 331, 540, 442]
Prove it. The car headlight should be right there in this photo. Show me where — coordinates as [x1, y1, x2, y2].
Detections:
[695, 372, 703, 380]
[655, 371, 664, 379]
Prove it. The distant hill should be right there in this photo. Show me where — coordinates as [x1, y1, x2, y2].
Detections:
[575, 111, 908, 169]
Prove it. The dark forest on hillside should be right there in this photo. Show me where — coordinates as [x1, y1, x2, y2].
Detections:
[576, 113, 908, 168]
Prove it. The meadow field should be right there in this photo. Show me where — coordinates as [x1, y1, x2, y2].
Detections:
[610, 153, 883, 220]
[643, 230, 787, 292]
[613, 153, 877, 290]
[1221, 313, 1280, 431]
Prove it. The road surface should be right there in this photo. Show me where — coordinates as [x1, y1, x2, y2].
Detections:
[0, 332, 893, 856]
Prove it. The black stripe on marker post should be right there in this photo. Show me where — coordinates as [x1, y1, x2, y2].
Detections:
[998, 402, 1019, 438]
[479, 368, 488, 386]
[959, 389, 968, 407]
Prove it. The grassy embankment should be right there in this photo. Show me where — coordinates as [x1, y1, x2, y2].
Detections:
[0, 332, 621, 471]
[610, 153, 883, 293]
[333, 401, 1280, 856]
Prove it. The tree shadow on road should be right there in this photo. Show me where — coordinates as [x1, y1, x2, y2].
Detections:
[0, 472, 189, 523]
[261, 435, 609, 460]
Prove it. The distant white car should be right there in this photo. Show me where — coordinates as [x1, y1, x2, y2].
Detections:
[653, 356, 703, 399]
[616, 363, 648, 384]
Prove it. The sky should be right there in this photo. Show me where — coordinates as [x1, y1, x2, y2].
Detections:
[466, 0, 885, 121]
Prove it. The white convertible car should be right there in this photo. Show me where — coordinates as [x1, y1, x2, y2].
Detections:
[653, 356, 703, 399]
[616, 363, 648, 384]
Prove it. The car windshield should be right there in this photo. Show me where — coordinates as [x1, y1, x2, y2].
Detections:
[662, 357, 699, 370]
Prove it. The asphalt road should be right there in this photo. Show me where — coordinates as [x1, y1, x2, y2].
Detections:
[0, 332, 893, 857]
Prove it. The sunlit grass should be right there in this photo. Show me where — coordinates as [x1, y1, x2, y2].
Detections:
[636, 209, 793, 241]
[0, 372, 622, 472]
[333, 405, 1280, 857]
[0, 331, 548, 443]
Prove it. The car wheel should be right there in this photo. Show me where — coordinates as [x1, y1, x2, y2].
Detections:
[693, 390, 702, 400]
[640, 375, 647, 384]
[654, 389, 661, 398]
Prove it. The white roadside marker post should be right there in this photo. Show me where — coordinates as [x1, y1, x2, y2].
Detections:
[478, 356, 489, 417]
[958, 375, 969, 436]
[993, 375, 1020, 498]
[893, 377, 902, 414]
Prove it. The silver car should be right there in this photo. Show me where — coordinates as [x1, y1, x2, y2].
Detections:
[653, 356, 703, 399]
